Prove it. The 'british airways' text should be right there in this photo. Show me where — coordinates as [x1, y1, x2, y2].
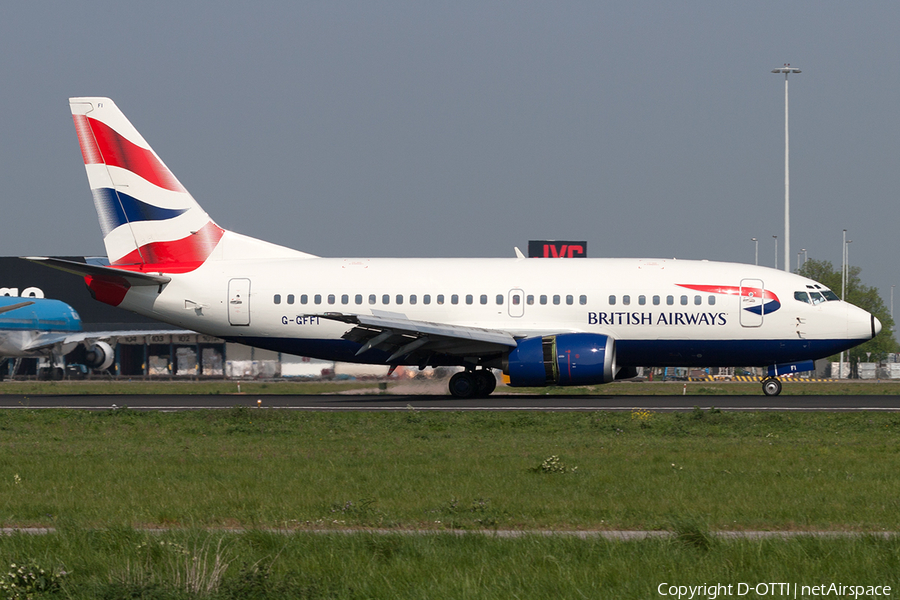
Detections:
[588, 312, 727, 326]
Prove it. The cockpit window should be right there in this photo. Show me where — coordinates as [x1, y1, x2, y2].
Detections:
[809, 291, 826, 305]
[794, 291, 810, 304]
[822, 290, 840, 301]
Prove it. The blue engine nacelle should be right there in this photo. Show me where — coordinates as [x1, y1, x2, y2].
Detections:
[504, 333, 616, 387]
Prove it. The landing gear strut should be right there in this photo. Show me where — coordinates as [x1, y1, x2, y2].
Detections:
[448, 369, 497, 399]
[761, 377, 782, 396]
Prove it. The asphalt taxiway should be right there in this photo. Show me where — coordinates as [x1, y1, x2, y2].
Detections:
[0, 394, 898, 411]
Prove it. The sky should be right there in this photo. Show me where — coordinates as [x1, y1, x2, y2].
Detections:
[1, 2, 898, 306]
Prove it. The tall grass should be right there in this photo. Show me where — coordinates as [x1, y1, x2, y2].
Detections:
[0, 529, 897, 599]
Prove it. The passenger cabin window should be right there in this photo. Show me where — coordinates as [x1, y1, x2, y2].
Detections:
[314, 294, 322, 305]
[540, 295, 547, 305]
[355, 294, 363, 305]
[666, 295, 674, 306]
[341, 294, 349, 305]
[609, 295, 616, 305]
[638, 295, 646, 306]
[273, 294, 281, 304]
[410, 294, 417, 305]
[496, 294, 504, 305]
[382, 294, 390, 305]
[680, 295, 688, 306]
[622, 295, 630, 306]
[553, 295, 561, 305]
[694, 295, 701, 305]
[369, 294, 376, 305]
[423, 294, 431, 305]
[301, 294, 308, 305]
[653, 295, 660, 306]
[287, 294, 294, 305]
[480, 294, 487, 305]
[466, 294, 473, 305]
[794, 291, 811, 304]
[708, 295, 715, 305]
[437, 294, 445, 304]
[566, 295, 573, 305]
[527, 295, 534, 305]
[511, 295, 520, 305]
[579, 295, 587, 305]
[451, 294, 459, 305]
[396, 294, 403, 305]
[327, 294, 335, 305]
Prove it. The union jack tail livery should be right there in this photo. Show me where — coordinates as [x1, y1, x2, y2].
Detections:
[69, 97, 308, 273]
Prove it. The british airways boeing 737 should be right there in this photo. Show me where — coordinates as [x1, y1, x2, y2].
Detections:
[30, 97, 880, 397]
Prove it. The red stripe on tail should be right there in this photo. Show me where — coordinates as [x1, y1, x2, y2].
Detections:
[80, 116, 186, 193]
[112, 221, 225, 274]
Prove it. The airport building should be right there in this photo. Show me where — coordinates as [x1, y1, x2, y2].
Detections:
[0, 256, 315, 378]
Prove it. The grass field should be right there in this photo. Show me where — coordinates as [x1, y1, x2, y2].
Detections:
[2, 408, 899, 531]
[1, 408, 899, 597]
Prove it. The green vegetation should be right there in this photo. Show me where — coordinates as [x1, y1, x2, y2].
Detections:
[1, 409, 899, 597]
[1, 409, 900, 531]
[799, 258, 898, 361]
[0, 529, 898, 599]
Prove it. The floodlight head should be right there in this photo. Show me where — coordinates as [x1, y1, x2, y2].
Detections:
[772, 64, 801, 74]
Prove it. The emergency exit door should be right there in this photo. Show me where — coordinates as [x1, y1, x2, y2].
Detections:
[228, 278, 251, 326]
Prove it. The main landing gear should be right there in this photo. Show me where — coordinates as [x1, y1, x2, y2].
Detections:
[761, 377, 782, 396]
[448, 369, 497, 399]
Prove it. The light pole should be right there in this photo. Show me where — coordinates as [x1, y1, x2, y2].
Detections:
[751, 238, 758, 266]
[772, 64, 800, 273]
[891, 285, 894, 327]
[840, 231, 852, 379]
[773, 235, 778, 269]
[797, 250, 802, 271]
[841, 230, 847, 299]
[803, 248, 808, 265]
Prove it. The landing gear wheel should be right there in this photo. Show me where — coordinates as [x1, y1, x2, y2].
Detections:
[762, 377, 782, 396]
[52, 367, 64, 381]
[474, 370, 497, 397]
[449, 372, 477, 399]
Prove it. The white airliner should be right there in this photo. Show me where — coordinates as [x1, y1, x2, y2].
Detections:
[31, 97, 880, 397]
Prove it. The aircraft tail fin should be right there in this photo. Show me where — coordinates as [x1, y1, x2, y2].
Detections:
[69, 97, 310, 273]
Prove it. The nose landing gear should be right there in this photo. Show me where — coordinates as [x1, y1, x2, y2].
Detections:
[761, 377, 782, 396]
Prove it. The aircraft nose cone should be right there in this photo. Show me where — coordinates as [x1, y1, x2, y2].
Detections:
[872, 315, 882, 338]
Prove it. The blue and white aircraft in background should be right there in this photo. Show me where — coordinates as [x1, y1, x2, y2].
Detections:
[0, 295, 114, 378]
[30, 97, 881, 396]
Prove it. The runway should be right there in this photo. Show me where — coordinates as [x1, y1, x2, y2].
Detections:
[1, 393, 899, 411]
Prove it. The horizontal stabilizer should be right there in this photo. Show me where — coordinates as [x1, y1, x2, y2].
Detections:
[24, 257, 171, 286]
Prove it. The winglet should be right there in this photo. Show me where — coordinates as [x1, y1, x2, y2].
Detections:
[514, 247, 526, 259]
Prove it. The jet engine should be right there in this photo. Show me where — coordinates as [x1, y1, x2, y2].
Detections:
[504, 333, 615, 387]
[84, 341, 115, 371]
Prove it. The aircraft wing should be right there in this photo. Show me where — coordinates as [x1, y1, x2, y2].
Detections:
[0, 301, 35, 316]
[22, 329, 190, 353]
[317, 311, 518, 363]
